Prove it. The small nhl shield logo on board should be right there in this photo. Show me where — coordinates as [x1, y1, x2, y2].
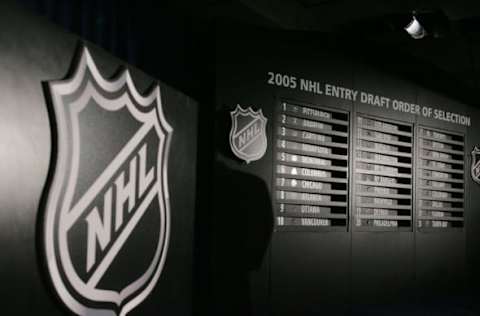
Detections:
[229, 105, 268, 163]
[471, 146, 480, 184]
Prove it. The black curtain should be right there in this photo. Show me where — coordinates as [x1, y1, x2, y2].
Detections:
[15, 0, 211, 103]
[16, 0, 135, 62]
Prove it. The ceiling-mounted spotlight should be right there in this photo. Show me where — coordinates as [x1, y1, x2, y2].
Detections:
[405, 15, 427, 39]
[403, 10, 450, 39]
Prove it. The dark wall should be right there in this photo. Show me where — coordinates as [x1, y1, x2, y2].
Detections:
[0, 2, 197, 315]
[13, 0, 211, 103]
[8, 2, 214, 314]
[213, 25, 480, 316]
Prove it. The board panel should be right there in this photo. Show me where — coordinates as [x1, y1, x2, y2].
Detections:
[416, 126, 465, 231]
[353, 114, 413, 231]
[274, 101, 350, 231]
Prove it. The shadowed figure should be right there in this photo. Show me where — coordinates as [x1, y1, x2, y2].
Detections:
[210, 108, 273, 316]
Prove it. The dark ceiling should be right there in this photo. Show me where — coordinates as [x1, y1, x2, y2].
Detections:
[207, 0, 480, 90]
[13, 0, 480, 99]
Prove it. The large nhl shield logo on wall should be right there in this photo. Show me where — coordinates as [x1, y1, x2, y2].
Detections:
[43, 46, 172, 315]
[471, 146, 480, 184]
[229, 105, 268, 163]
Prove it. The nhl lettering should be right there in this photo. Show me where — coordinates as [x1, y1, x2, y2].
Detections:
[235, 120, 262, 149]
[85, 141, 156, 272]
[229, 105, 268, 163]
[43, 47, 173, 316]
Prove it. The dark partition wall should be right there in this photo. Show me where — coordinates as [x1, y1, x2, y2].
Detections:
[213, 26, 478, 315]
[0, 2, 197, 315]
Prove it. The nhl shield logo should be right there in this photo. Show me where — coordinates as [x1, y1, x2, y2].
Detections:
[229, 105, 268, 163]
[471, 146, 480, 184]
[43, 46, 172, 315]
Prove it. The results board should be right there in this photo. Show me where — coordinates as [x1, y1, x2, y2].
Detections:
[271, 102, 467, 232]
